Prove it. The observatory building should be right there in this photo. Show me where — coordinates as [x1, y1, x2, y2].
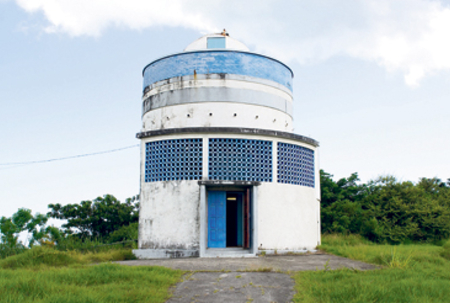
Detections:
[134, 32, 320, 259]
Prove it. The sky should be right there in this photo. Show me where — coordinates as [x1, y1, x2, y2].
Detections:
[1, 0, 449, 219]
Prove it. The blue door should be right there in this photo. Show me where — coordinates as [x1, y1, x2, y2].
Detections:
[208, 191, 226, 248]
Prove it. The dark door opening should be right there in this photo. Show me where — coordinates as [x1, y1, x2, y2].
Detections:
[226, 193, 243, 247]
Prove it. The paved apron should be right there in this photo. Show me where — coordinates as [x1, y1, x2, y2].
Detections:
[167, 272, 294, 303]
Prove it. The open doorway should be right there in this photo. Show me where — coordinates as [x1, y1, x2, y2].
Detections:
[207, 189, 251, 249]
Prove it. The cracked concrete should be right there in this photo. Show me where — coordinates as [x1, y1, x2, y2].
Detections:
[167, 272, 294, 303]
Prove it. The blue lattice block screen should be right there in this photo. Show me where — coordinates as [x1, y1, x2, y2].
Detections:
[145, 139, 203, 182]
[209, 138, 272, 182]
[277, 142, 315, 187]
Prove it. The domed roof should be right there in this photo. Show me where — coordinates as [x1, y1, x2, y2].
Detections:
[184, 30, 249, 52]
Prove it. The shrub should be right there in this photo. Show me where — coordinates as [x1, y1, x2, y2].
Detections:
[108, 222, 138, 243]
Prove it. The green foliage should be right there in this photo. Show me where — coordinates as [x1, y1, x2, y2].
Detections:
[0, 245, 136, 269]
[321, 170, 450, 243]
[55, 235, 137, 253]
[0, 195, 139, 260]
[48, 194, 139, 238]
[364, 177, 450, 243]
[320, 171, 368, 235]
[108, 222, 138, 243]
[0, 244, 26, 259]
[0, 208, 50, 249]
[0, 264, 183, 303]
[294, 234, 450, 303]
[55, 235, 108, 251]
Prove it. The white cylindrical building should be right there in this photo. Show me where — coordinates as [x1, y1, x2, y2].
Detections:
[134, 32, 320, 259]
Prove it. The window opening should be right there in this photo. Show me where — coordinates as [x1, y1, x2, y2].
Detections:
[208, 138, 272, 182]
[145, 138, 203, 182]
[277, 142, 314, 187]
[207, 37, 226, 49]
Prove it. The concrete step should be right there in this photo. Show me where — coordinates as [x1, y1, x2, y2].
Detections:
[204, 248, 255, 258]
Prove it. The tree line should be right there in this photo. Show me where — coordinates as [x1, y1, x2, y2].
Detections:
[1, 170, 450, 255]
[0, 195, 139, 256]
[321, 170, 450, 243]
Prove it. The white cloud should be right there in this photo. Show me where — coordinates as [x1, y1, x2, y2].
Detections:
[14, 0, 450, 86]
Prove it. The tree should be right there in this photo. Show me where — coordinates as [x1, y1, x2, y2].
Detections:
[47, 194, 139, 238]
[364, 176, 450, 243]
[0, 208, 48, 248]
[319, 171, 450, 243]
[320, 170, 368, 235]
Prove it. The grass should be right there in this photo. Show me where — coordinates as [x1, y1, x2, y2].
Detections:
[0, 246, 136, 269]
[3, 235, 450, 302]
[293, 234, 450, 302]
[0, 264, 184, 303]
[0, 246, 184, 303]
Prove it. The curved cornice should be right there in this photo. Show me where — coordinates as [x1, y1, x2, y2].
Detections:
[136, 127, 319, 147]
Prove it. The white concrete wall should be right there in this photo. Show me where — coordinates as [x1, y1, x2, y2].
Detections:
[256, 183, 319, 250]
[142, 74, 294, 132]
[143, 78, 292, 102]
[142, 102, 293, 132]
[139, 180, 200, 250]
[138, 133, 320, 253]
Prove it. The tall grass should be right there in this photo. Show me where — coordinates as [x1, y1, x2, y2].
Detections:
[0, 264, 184, 303]
[440, 239, 450, 260]
[0, 246, 183, 303]
[0, 246, 136, 269]
[55, 236, 137, 253]
[318, 234, 445, 268]
[293, 234, 450, 302]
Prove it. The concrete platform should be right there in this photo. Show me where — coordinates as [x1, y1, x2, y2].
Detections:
[116, 253, 378, 272]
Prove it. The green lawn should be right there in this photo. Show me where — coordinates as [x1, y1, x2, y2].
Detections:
[0, 247, 184, 303]
[293, 234, 450, 302]
[2, 237, 450, 302]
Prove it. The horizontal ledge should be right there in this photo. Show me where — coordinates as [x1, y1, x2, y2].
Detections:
[198, 180, 261, 186]
[136, 127, 319, 147]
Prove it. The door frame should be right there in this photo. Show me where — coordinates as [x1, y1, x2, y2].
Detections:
[199, 181, 259, 257]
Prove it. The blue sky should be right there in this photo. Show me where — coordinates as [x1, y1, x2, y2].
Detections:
[1, 0, 449, 218]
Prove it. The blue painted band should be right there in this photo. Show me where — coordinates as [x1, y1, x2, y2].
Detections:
[143, 50, 293, 92]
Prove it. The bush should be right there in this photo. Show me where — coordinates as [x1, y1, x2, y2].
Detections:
[108, 222, 138, 243]
[0, 243, 27, 259]
[321, 171, 450, 244]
